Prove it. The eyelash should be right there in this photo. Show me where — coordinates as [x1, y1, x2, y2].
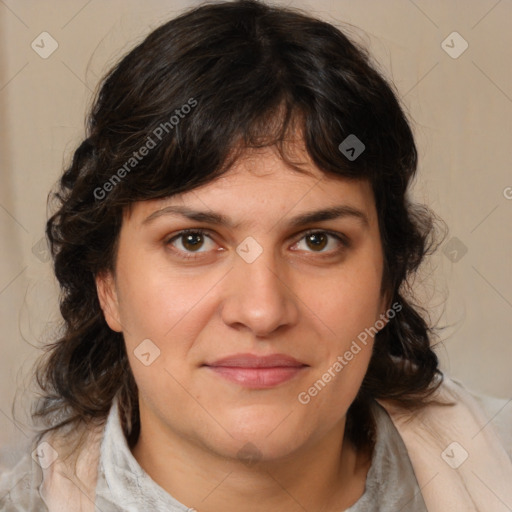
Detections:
[165, 228, 349, 260]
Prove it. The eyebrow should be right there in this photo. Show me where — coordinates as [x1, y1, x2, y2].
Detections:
[142, 204, 369, 229]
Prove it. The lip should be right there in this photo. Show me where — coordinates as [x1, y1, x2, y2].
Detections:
[206, 353, 306, 368]
[203, 353, 308, 389]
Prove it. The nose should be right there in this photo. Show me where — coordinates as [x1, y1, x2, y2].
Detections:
[219, 247, 300, 337]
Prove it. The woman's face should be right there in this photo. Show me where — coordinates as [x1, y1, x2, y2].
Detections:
[97, 145, 389, 462]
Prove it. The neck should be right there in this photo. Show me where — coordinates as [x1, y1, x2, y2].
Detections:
[131, 403, 372, 512]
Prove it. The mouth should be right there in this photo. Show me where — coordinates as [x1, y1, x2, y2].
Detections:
[202, 353, 309, 389]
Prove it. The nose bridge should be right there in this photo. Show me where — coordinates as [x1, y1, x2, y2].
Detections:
[220, 239, 299, 336]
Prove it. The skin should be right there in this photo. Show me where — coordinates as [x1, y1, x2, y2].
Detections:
[96, 144, 390, 512]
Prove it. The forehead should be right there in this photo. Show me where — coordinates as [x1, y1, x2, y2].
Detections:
[125, 145, 375, 225]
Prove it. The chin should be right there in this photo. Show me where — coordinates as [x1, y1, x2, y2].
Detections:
[206, 410, 313, 462]
[209, 433, 307, 466]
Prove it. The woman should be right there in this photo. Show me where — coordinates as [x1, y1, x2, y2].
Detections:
[1, 0, 511, 510]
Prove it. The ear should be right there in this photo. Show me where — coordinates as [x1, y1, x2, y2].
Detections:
[95, 271, 123, 332]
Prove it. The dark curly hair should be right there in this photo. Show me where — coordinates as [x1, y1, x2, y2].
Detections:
[33, 0, 444, 454]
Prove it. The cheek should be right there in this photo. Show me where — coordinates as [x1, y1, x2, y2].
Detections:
[113, 252, 223, 393]
[295, 255, 383, 415]
[304, 256, 384, 342]
[115, 251, 208, 339]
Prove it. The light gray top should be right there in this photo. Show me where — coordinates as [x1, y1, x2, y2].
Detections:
[0, 396, 430, 511]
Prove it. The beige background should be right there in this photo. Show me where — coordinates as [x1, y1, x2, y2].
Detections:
[1, 0, 511, 458]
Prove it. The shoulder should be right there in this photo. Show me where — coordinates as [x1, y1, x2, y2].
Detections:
[445, 376, 512, 460]
[378, 374, 512, 460]
[378, 375, 512, 509]
[0, 421, 106, 512]
[0, 444, 46, 511]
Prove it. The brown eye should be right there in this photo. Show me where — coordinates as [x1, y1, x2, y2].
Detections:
[293, 230, 347, 255]
[305, 232, 328, 251]
[181, 232, 205, 251]
[166, 229, 217, 259]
